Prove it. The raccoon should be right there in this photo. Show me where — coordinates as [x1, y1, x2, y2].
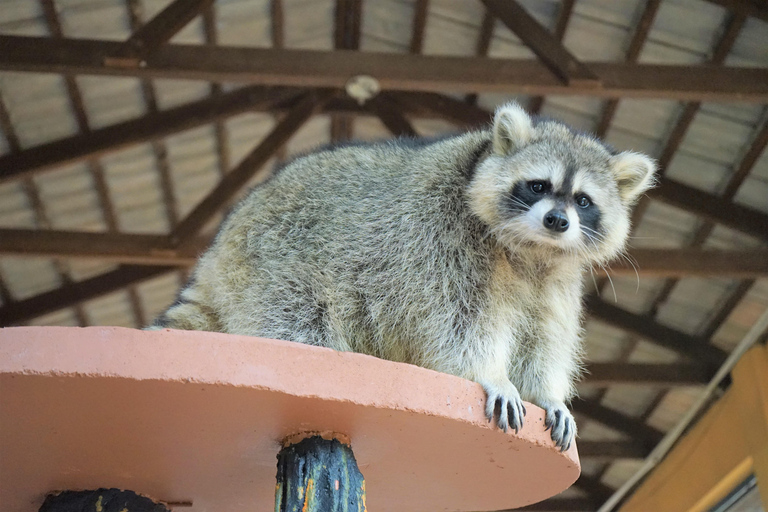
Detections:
[152, 103, 655, 451]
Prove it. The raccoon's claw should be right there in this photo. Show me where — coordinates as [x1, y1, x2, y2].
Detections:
[542, 402, 577, 451]
[481, 380, 526, 434]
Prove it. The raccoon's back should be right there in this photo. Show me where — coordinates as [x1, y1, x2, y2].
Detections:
[152, 131, 492, 340]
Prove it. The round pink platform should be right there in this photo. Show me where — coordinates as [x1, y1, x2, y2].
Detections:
[0, 326, 580, 511]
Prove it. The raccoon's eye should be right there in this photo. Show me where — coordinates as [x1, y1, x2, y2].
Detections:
[529, 181, 548, 194]
[575, 194, 592, 208]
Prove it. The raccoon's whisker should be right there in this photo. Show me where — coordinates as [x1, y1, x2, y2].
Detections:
[588, 267, 599, 293]
[600, 264, 618, 303]
[507, 198, 532, 212]
[616, 250, 640, 293]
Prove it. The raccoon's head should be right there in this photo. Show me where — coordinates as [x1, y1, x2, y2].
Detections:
[468, 103, 656, 265]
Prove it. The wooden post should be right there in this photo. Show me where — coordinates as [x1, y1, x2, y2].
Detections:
[39, 488, 170, 512]
[275, 434, 366, 512]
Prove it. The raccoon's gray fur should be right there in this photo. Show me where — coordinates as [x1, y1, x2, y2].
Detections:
[152, 103, 655, 451]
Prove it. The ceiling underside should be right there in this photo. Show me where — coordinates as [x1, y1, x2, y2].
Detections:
[0, 0, 767, 510]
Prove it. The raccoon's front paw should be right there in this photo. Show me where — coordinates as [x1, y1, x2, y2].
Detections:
[480, 379, 526, 433]
[541, 401, 577, 451]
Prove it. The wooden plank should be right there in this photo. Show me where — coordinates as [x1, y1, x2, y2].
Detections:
[388, 91, 491, 127]
[609, 248, 768, 278]
[271, 0, 284, 48]
[0, 86, 299, 184]
[479, 0, 598, 86]
[517, 498, 598, 511]
[464, 10, 495, 106]
[576, 441, 648, 460]
[585, 295, 728, 367]
[369, 95, 417, 137]
[0, 229, 203, 265]
[703, 0, 768, 22]
[0, 265, 175, 326]
[409, 0, 430, 54]
[2, 36, 767, 102]
[651, 178, 768, 244]
[170, 91, 333, 243]
[584, 363, 711, 386]
[572, 398, 665, 448]
[334, 0, 362, 51]
[105, 0, 215, 67]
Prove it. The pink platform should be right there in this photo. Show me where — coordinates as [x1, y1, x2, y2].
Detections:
[0, 326, 580, 511]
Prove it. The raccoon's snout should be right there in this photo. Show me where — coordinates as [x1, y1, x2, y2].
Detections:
[543, 209, 569, 233]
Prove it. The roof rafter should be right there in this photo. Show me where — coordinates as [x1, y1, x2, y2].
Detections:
[105, 0, 215, 67]
[584, 363, 712, 386]
[0, 265, 177, 326]
[0, 86, 300, 184]
[2, 35, 767, 102]
[368, 94, 417, 137]
[479, 0, 598, 86]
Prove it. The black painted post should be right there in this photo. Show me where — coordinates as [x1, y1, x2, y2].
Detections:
[39, 488, 170, 512]
[275, 435, 367, 512]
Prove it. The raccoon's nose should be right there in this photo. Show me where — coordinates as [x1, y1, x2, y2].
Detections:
[544, 210, 569, 233]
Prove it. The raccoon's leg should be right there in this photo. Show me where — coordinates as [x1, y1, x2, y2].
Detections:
[147, 283, 222, 332]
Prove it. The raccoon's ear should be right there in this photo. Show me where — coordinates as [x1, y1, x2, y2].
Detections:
[610, 151, 657, 203]
[492, 103, 534, 155]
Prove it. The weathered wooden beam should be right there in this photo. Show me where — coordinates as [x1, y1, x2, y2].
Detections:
[105, 0, 215, 67]
[651, 178, 768, 244]
[0, 265, 175, 326]
[574, 475, 615, 505]
[389, 91, 491, 127]
[516, 498, 598, 511]
[409, 0, 430, 54]
[0, 85, 299, 184]
[586, 295, 728, 368]
[271, 0, 284, 48]
[2, 36, 767, 102]
[608, 248, 768, 278]
[576, 440, 649, 460]
[479, 0, 598, 86]
[572, 399, 665, 448]
[369, 95, 417, 137]
[0, 229, 203, 265]
[703, 0, 768, 22]
[170, 91, 332, 243]
[584, 363, 711, 386]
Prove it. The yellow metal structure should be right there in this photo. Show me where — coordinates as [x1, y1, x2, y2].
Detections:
[620, 344, 768, 512]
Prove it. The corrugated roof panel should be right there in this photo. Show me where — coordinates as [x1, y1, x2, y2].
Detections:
[361, 0, 412, 53]
[655, 277, 736, 336]
[353, 115, 391, 141]
[665, 151, 732, 194]
[0, 0, 46, 35]
[602, 460, 645, 489]
[286, 115, 330, 154]
[711, 279, 768, 351]
[151, 80, 212, 110]
[627, 339, 679, 364]
[572, 0, 642, 30]
[703, 224, 763, 250]
[136, 271, 184, 323]
[575, 419, 629, 442]
[583, 319, 632, 363]
[597, 275, 666, 316]
[0, 72, 78, 148]
[733, 146, 768, 212]
[0, 257, 62, 301]
[540, 96, 604, 133]
[632, 201, 701, 248]
[639, 0, 726, 64]
[564, 8, 636, 62]
[0, 182, 35, 228]
[168, 16, 205, 45]
[646, 385, 703, 432]
[225, 112, 276, 166]
[33, 162, 108, 231]
[726, 17, 768, 67]
[27, 308, 80, 327]
[214, 0, 272, 48]
[283, 0, 333, 50]
[607, 99, 679, 154]
[83, 289, 135, 327]
[166, 125, 220, 220]
[76, 76, 147, 130]
[66, 260, 118, 282]
[57, 0, 131, 40]
[602, 386, 664, 418]
[423, 2, 486, 57]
